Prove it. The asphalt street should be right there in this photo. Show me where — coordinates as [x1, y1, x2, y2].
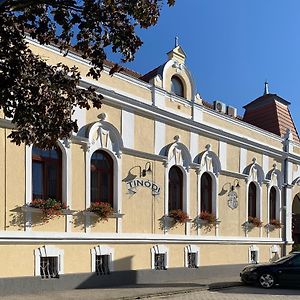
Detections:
[3, 285, 300, 300]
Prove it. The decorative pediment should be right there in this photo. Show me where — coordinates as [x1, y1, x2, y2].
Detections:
[85, 113, 123, 157]
[197, 144, 221, 176]
[243, 158, 265, 185]
[163, 135, 192, 169]
[266, 164, 283, 189]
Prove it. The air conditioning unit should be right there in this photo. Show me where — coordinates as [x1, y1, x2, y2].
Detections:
[227, 105, 237, 118]
[213, 100, 226, 113]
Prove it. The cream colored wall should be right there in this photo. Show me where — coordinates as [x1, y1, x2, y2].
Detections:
[226, 144, 240, 173]
[165, 124, 190, 148]
[199, 136, 219, 155]
[203, 113, 283, 150]
[86, 103, 122, 132]
[0, 242, 284, 277]
[164, 97, 192, 116]
[122, 154, 158, 234]
[28, 44, 152, 104]
[0, 128, 5, 231]
[5, 131, 26, 231]
[218, 175, 244, 237]
[247, 150, 262, 166]
[134, 114, 154, 154]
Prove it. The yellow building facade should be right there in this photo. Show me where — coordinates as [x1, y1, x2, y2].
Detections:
[1, 38, 300, 281]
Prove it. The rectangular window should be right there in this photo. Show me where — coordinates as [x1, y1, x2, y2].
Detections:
[187, 252, 198, 268]
[40, 257, 59, 279]
[95, 255, 110, 275]
[154, 253, 166, 270]
[250, 251, 258, 264]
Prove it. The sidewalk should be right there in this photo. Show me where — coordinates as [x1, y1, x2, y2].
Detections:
[1, 275, 243, 300]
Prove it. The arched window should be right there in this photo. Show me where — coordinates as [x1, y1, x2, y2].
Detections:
[171, 76, 184, 97]
[32, 146, 62, 201]
[248, 182, 257, 218]
[269, 187, 277, 221]
[91, 150, 113, 206]
[168, 166, 183, 211]
[201, 172, 212, 213]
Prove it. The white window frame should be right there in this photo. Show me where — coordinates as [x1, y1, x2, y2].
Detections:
[267, 185, 281, 223]
[34, 245, 64, 277]
[248, 245, 259, 264]
[184, 245, 200, 268]
[91, 245, 114, 272]
[151, 245, 169, 270]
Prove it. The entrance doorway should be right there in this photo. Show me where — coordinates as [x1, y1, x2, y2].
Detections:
[292, 194, 300, 244]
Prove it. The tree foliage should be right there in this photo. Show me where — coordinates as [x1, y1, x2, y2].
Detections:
[0, 0, 175, 148]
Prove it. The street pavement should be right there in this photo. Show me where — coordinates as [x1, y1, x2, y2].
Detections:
[2, 273, 300, 300]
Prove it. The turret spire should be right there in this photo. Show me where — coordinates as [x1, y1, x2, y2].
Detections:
[264, 81, 269, 95]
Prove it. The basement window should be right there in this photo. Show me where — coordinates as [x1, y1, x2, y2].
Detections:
[187, 252, 198, 268]
[40, 257, 59, 279]
[154, 253, 167, 270]
[95, 255, 110, 275]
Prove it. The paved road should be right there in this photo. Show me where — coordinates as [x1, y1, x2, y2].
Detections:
[162, 286, 300, 300]
[3, 285, 300, 300]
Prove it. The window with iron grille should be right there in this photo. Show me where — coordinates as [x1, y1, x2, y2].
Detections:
[40, 257, 59, 279]
[154, 253, 166, 270]
[250, 250, 258, 264]
[187, 252, 198, 268]
[95, 255, 110, 275]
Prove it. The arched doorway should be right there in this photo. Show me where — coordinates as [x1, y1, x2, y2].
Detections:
[292, 194, 300, 243]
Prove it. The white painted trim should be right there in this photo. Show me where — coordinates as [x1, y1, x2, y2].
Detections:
[262, 155, 269, 175]
[240, 148, 247, 174]
[285, 188, 293, 243]
[90, 245, 114, 272]
[79, 84, 289, 162]
[151, 245, 168, 269]
[219, 141, 227, 170]
[34, 245, 64, 276]
[121, 110, 135, 149]
[84, 148, 121, 232]
[190, 132, 199, 161]
[184, 245, 200, 268]
[155, 120, 166, 155]
[25, 141, 70, 231]
[0, 231, 284, 244]
[245, 181, 262, 238]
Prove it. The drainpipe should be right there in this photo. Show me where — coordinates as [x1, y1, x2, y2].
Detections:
[282, 129, 294, 255]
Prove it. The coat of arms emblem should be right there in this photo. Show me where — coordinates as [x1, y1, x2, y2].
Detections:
[228, 190, 238, 209]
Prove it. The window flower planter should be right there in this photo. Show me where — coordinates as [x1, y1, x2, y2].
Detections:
[198, 211, 219, 226]
[168, 209, 190, 226]
[23, 198, 70, 222]
[267, 219, 282, 230]
[85, 202, 123, 221]
[248, 216, 263, 228]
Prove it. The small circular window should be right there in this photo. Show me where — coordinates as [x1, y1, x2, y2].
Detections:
[171, 76, 184, 97]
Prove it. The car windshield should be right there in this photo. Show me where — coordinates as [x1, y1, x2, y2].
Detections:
[272, 253, 296, 264]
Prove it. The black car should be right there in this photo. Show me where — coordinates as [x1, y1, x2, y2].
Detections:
[240, 252, 300, 288]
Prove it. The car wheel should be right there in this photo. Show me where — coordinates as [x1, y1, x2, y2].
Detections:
[258, 273, 275, 288]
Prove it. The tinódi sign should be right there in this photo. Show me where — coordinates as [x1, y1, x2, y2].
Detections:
[126, 178, 160, 196]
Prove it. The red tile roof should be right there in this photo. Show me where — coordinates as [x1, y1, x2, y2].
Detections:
[243, 94, 299, 142]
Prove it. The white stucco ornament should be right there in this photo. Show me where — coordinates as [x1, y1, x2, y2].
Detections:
[228, 190, 238, 210]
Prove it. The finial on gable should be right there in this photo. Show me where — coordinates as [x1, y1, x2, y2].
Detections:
[167, 37, 186, 63]
[175, 36, 179, 47]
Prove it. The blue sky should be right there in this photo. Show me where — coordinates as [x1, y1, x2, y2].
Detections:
[114, 0, 300, 131]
